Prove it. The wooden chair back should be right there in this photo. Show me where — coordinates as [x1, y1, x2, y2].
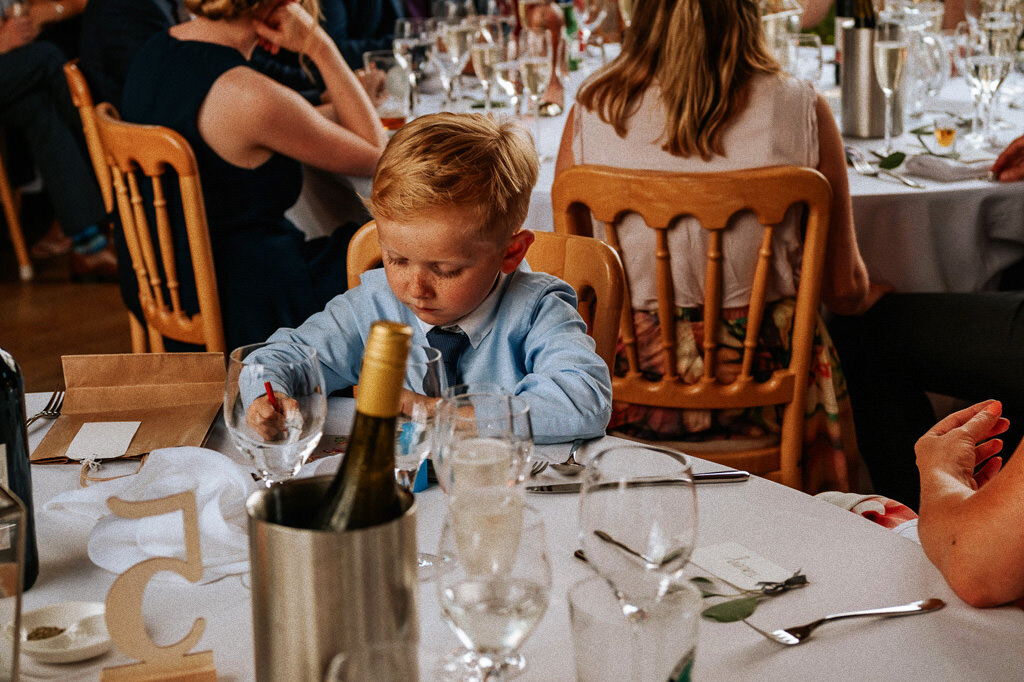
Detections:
[63, 59, 114, 213]
[552, 165, 832, 489]
[346, 221, 625, 368]
[94, 102, 225, 353]
[0, 131, 31, 281]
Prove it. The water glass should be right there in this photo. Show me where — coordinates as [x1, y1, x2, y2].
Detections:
[436, 501, 551, 681]
[224, 342, 326, 486]
[568, 574, 700, 682]
[395, 345, 446, 490]
[394, 18, 435, 116]
[790, 32, 823, 83]
[518, 28, 553, 158]
[362, 50, 410, 131]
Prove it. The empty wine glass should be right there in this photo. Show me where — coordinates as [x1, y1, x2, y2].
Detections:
[436, 500, 551, 681]
[394, 17, 435, 117]
[396, 345, 446, 490]
[518, 28, 553, 159]
[224, 342, 326, 486]
[435, 15, 476, 108]
[578, 444, 697, 614]
[873, 23, 909, 155]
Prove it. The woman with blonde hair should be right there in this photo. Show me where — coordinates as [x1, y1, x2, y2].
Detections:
[555, 0, 884, 492]
[120, 0, 387, 349]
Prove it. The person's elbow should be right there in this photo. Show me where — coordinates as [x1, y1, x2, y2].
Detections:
[822, 278, 870, 316]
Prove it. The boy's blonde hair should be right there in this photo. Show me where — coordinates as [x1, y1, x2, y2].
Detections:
[369, 113, 540, 242]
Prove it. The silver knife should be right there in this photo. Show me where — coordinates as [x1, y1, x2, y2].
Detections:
[525, 470, 749, 493]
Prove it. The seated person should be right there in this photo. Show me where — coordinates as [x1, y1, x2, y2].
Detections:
[554, 0, 881, 492]
[247, 113, 612, 444]
[121, 0, 387, 350]
[916, 399, 1024, 607]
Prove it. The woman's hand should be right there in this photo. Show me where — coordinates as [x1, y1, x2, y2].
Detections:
[915, 400, 1010, 492]
[252, 1, 319, 56]
[246, 392, 301, 440]
[991, 135, 1024, 182]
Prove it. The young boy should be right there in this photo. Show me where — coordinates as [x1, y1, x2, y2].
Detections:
[247, 113, 611, 444]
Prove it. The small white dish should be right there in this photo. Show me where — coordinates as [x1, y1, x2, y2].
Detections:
[16, 601, 111, 664]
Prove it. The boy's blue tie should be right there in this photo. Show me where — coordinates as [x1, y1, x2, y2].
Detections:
[426, 327, 470, 392]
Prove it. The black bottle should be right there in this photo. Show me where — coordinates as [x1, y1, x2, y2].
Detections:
[0, 349, 39, 589]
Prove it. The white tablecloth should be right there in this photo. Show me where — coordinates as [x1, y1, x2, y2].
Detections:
[20, 392, 1024, 680]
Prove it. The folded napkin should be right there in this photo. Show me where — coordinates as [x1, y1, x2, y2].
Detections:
[904, 154, 992, 182]
[44, 447, 257, 584]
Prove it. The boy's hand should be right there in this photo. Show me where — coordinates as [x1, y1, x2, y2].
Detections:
[399, 389, 439, 418]
[247, 393, 300, 440]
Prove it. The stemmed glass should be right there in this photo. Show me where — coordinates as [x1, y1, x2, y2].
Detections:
[578, 443, 697, 670]
[395, 345, 447, 490]
[577, 0, 609, 65]
[436, 501, 551, 681]
[617, 0, 634, 28]
[518, 28, 553, 160]
[434, 16, 477, 109]
[472, 19, 505, 113]
[394, 18, 435, 117]
[873, 24, 909, 155]
[223, 342, 326, 486]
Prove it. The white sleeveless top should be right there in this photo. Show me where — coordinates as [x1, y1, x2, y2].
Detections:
[570, 73, 819, 310]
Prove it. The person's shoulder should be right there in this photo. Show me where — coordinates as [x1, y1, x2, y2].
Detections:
[503, 268, 576, 309]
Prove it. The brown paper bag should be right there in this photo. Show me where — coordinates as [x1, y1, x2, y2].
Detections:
[32, 353, 225, 464]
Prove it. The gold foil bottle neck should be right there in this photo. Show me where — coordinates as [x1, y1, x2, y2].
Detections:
[357, 320, 412, 418]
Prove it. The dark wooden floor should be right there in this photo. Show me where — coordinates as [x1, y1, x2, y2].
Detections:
[0, 241, 131, 393]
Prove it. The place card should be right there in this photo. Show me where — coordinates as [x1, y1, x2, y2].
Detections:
[689, 542, 791, 592]
[65, 422, 141, 461]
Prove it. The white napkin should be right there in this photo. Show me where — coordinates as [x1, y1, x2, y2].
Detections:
[44, 447, 257, 584]
[903, 154, 992, 182]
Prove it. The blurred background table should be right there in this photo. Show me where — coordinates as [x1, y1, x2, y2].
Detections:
[21, 391, 1024, 680]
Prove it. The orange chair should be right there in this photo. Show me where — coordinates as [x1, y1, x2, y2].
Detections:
[94, 103, 225, 353]
[552, 165, 832, 490]
[63, 59, 113, 213]
[346, 220, 625, 369]
[0, 132, 32, 281]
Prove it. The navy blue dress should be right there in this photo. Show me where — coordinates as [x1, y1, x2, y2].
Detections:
[120, 32, 355, 350]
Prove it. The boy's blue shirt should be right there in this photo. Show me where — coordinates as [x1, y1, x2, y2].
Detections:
[262, 262, 612, 443]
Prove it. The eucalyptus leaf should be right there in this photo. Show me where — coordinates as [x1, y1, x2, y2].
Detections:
[701, 595, 760, 622]
[909, 124, 934, 136]
[878, 151, 906, 169]
[689, 577, 727, 598]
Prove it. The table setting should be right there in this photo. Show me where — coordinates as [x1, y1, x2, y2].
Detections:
[10, 339, 1024, 681]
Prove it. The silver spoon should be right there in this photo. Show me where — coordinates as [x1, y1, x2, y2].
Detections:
[549, 437, 586, 475]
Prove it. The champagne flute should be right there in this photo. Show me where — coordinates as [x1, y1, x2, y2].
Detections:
[441, 17, 477, 106]
[518, 28, 553, 160]
[394, 18, 435, 117]
[472, 21, 504, 113]
[873, 24, 909, 155]
[436, 501, 551, 681]
[224, 342, 326, 486]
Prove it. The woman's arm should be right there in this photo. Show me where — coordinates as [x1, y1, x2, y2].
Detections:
[554, 104, 577, 177]
[916, 400, 1024, 607]
[199, 3, 385, 177]
[813, 94, 880, 315]
[28, 0, 86, 28]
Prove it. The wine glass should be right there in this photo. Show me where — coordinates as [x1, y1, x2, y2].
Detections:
[961, 17, 1015, 148]
[395, 345, 446, 490]
[436, 500, 551, 681]
[873, 23, 909, 155]
[435, 16, 476, 108]
[578, 444, 697, 614]
[617, 0, 634, 29]
[432, 385, 526, 497]
[394, 18, 435, 117]
[577, 0, 609, 65]
[472, 19, 505, 113]
[224, 342, 326, 486]
[518, 28, 553, 160]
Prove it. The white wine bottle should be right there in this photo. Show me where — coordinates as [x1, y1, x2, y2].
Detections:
[316, 321, 412, 531]
[853, 0, 876, 29]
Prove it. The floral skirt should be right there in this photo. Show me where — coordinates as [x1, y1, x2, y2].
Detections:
[608, 298, 863, 493]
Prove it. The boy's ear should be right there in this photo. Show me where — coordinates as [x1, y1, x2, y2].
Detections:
[500, 230, 535, 274]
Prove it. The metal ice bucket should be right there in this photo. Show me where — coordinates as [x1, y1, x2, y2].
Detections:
[246, 476, 419, 682]
[841, 25, 904, 139]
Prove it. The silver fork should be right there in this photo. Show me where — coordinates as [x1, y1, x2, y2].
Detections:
[845, 146, 926, 189]
[25, 389, 64, 427]
[746, 598, 944, 646]
[529, 460, 549, 477]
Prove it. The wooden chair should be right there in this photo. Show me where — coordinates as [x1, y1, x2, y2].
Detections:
[346, 221, 625, 369]
[551, 165, 832, 490]
[94, 102, 225, 353]
[0, 131, 32, 281]
[63, 59, 113, 213]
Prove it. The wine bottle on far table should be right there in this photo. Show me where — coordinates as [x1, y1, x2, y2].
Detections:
[315, 321, 413, 532]
[853, 0, 876, 29]
[835, 0, 855, 84]
[0, 349, 38, 590]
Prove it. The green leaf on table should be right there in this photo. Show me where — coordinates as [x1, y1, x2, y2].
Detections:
[701, 595, 760, 622]
[877, 151, 906, 169]
[909, 124, 934, 136]
[689, 577, 726, 598]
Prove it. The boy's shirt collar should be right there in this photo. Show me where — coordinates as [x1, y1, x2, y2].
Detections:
[416, 269, 516, 348]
